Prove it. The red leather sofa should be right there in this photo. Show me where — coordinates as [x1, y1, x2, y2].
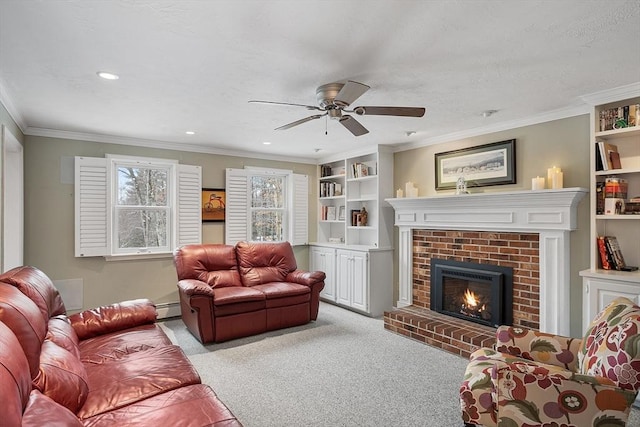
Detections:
[174, 241, 326, 343]
[0, 265, 242, 427]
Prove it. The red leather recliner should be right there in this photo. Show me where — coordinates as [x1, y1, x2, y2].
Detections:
[174, 241, 326, 343]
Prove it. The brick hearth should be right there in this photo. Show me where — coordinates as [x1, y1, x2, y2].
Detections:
[384, 306, 495, 359]
[383, 229, 540, 358]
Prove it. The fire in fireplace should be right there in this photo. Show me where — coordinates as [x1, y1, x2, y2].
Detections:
[430, 258, 513, 328]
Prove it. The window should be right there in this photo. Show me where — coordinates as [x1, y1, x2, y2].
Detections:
[75, 155, 201, 258]
[225, 167, 308, 246]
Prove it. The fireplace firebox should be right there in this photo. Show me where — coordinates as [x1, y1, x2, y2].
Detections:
[430, 258, 513, 328]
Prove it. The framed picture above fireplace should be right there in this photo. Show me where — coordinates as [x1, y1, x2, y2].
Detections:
[435, 139, 516, 190]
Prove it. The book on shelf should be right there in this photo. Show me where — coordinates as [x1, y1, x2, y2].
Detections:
[326, 206, 336, 221]
[599, 104, 640, 131]
[597, 141, 619, 170]
[597, 236, 614, 270]
[604, 236, 627, 271]
[609, 150, 622, 169]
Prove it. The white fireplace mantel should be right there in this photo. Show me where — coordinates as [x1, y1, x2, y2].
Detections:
[386, 187, 588, 336]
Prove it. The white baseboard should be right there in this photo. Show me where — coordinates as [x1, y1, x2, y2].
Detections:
[155, 302, 181, 319]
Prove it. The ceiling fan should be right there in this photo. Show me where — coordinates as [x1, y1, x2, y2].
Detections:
[249, 80, 426, 136]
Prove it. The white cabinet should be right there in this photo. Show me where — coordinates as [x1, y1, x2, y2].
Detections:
[310, 245, 336, 302]
[314, 246, 392, 316]
[581, 271, 640, 330]
[581, 90, 640, 323]
[335, 249, 368, 312]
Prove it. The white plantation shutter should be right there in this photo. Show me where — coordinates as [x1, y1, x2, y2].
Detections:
[291, 173, 308, 246]
[176, 164, 202, 246]
[225, 168, 249, 245]
[75, 156, 109, 257]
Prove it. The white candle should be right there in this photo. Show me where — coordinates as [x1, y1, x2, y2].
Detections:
[547, 166, 561, 188]
[396, 188, 404, 198]
[532, 176, 545, 190]
[551, 171, 563, 189]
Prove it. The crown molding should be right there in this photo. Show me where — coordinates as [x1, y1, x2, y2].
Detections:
[394, 103, 590, 153]
[579, 82, 640, 106]
[0, 78, 27, 133]
[24, 127, 317, 164]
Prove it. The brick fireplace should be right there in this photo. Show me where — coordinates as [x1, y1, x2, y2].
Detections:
[384, 188, 587, 358]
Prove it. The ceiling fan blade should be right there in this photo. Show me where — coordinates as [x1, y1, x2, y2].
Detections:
[334, 81, 370, 107]
[352, 106, 426, 117]
[339, 115, 369, 136]
[275, 113, 326, 130]
[249, 100, 322, 111]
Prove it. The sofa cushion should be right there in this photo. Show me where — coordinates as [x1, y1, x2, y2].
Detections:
[0, 265, 66, 320]
[78, 345, 201, 419]
[212, 286, 266, 306]
[81, 384, 241, 427]
[252, 282, 310, 298]
[236, 241, 297, 287]
[47, 315, 81, 360]
[0, 321, 32, 427]
[174, 244, 242, 288]
[33, 340, 90, 413]
[577, 296, 640, 391]
[78, 323, 173, 364]
[22, 390, 83, 427]
[0, 283, 47, 378]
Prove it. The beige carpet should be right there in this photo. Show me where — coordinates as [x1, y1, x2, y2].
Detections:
[160, 302, 640, 427]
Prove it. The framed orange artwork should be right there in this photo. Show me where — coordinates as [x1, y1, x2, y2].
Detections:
[201, 188, 226, 222]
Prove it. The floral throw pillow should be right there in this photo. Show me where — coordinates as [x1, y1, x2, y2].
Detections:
[577, 296, 640, 391]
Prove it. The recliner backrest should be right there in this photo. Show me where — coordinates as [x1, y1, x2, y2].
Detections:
[174, 244, 242, 288]
[235, 241, 297, 287]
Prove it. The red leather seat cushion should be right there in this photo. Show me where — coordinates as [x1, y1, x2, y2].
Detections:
[81, 384, 241, 427]
[212, 286, 266, 305]
[78, 323, 172, 364]
[78, 345, 200, 419]
[252, 282, 310, 308]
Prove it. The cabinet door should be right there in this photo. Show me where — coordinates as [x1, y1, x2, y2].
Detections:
[311, 247, 336, 301]
[583, 276, 640, 330]
[350, 251, 368, 312]
[336, 250, 352, 306]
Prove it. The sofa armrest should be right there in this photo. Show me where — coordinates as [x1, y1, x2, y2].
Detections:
[285, 270, 326, 286]
[69, 298, 157, 340]
[495, 325, 582, 371]
[178, 279, 215, 297]
[494, 363, 635, 426]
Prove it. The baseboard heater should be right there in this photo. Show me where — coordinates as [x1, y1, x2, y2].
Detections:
[155, 302, 181, 319]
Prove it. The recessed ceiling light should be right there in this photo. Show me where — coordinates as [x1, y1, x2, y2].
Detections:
[263, 142, 271, 145]
[185, 131, 195, 135]
[97, 71, 119, 80]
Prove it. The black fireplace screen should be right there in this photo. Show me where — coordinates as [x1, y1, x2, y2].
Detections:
[430, 258, 513, 328]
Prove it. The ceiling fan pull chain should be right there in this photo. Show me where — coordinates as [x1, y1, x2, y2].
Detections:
[325, 114, 328, 135]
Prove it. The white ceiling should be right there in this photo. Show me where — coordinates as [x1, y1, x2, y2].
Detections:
[1, 0, 639, 163]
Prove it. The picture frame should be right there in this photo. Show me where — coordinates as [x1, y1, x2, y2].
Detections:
[435, 139, 516, 190]
[201, 188, 226, 222]
[338, 205, 346, 221]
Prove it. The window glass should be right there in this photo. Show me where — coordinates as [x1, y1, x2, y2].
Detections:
[114, 164, 170, 252]
[250, 175, 285, 241]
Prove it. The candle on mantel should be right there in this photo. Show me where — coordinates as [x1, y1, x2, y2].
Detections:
[547, 166, 563, 189]
[532, 176, 545, 191]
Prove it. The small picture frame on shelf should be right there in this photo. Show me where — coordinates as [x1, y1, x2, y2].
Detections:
[338, 206, 346, 221]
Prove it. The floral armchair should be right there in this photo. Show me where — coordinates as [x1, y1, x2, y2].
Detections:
[460, 296, 640, 426]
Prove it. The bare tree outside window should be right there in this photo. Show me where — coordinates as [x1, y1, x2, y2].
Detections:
[116, 166, 170, 250]
[250, 175, 285, 241]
